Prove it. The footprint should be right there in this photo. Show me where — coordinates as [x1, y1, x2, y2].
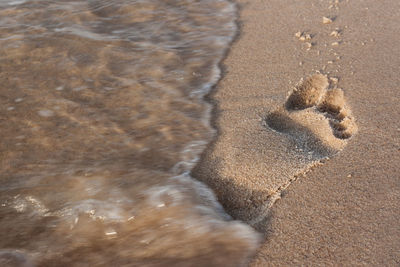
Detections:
[193, 74, 358, 227]
[266, 73, 357, 158]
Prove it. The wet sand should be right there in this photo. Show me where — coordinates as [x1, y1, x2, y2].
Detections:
[193, 0, 400, 264]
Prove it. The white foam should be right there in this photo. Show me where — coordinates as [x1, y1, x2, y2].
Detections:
[146, 185, 184, 207]
[56, 199, 126, 225]
[7, 0, 27, 5]
[172, 140, 207, 175]
[54, 27, 114, 41]
[12, 195, 49, 216]
[38, 109, 54, 117]
[0, 249, 33, 267]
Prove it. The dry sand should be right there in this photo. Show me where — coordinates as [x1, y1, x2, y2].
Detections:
[193, 0, 400, 265]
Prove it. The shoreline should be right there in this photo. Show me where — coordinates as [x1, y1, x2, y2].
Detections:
[193, 0, 400, 264]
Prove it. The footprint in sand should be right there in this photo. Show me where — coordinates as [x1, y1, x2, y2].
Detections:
[193, 74, 358, 227]
[266, 73, 357, 158]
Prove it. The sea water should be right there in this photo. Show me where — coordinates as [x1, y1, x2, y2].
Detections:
[0, 0, 259, 266]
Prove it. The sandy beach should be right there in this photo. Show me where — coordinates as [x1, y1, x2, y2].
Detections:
[193, 0, 400, 265]
[0, 0, 398, 265]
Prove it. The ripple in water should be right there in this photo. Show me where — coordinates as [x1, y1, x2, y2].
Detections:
[0, 0, 260, 266]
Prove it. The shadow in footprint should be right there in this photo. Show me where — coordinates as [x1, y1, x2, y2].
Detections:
[266, 111, 335, 158]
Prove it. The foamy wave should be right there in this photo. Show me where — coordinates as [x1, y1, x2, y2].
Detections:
[0, 0, 259, 265]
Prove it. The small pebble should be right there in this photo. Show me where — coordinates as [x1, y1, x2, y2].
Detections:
[330, 30, 340, 37]
[330, 77, 339, 84]
[296, 32, 312, 41]
[323, 17, 333, 24]
[15, 98, 23, 103]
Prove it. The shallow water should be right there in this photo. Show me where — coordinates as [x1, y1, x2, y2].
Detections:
[0, 0, 259, 266]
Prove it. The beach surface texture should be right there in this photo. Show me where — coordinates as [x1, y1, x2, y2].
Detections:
[193, 0, 400, 264]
